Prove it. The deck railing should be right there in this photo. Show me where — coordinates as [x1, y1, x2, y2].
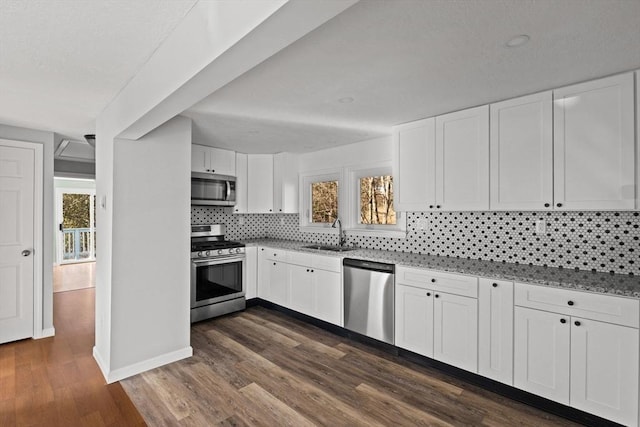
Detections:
[62, 228, 95, 261]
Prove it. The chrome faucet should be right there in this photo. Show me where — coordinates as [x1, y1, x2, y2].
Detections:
[331, 217, 347, 247]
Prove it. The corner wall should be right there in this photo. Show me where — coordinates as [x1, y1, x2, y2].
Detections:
[100, 116, 193, 381]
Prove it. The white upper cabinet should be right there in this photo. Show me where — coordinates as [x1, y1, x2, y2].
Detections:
[273, 152, 299, 213]
[247, 154, 274, 213]
[234, 153, 248, 214]
[436, 105, 489, 211]
[393, 118, 436, 212]
[240, 153, 299, 214]
[490, 92, 553, 210]
[553, 73, 635, 210]
[191, 144, 236, 176]
[636, 70, 640, 211]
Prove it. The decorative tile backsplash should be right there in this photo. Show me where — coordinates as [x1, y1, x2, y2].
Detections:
[193, 207, 640, 275]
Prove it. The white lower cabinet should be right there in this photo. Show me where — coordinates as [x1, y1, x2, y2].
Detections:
[267, 260, 288, 307]
[313, 269, 342, 326]
[433, 292, 478, 373]
[478, 278, 513, 385]
[570, 317, 639, 426]
[395, 284, 434, 356]
[244, 246, 257, 299]
[256, 247, 342, 326]
[514, 283, 640, 426]
[395, 266, 478, 373]
[514, 306, 571, 404]
[288, 264, 342, 326]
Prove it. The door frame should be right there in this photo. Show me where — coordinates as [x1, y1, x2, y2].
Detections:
[0, 138, 43, 339]
[55, 185, 96, 264]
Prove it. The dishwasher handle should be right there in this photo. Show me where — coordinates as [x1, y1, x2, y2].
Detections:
[343, 258, 394, 274]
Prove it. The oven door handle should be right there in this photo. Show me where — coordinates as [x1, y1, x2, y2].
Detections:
[192, 255, 245, 266]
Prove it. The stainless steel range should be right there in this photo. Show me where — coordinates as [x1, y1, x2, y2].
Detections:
[190, 224, 245, 323]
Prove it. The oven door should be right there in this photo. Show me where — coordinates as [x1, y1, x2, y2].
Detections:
[191, 255, 245, 308]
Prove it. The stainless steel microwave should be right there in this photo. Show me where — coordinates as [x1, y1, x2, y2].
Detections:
[191, 172, 236, 206]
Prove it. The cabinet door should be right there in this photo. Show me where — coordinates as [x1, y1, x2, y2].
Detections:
[244, 246, 258, 299]
[289, 265, 313, 316]
[553, 73, 635, 210]
[247, 154, 274, 213]
[273, 153, 299, 213]
[395, 284, 433, 357]
[313, 269, 342, 326]
[268, 261, 289, 307]
[257, 248, 270, 299]
[436, 105, 489, 211]
[191, 144, 210, 173]
[208, 147, 236, 176]
[393, 118, 436, 211]
[490, 92, 553, 210]
[433, 292, 478, 373]
[570, 318, 639, 426]
[513, 307, 570, 405]
[478, 279, 513, 385]
[234, 153, 248, 214]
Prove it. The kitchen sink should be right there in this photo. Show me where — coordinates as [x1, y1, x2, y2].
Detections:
[302, 244, 356, 252]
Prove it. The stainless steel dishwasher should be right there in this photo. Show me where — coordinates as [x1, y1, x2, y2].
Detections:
[343, 258, 395, 344]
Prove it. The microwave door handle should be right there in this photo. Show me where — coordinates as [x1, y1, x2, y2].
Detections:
[226, 180, 231, 201]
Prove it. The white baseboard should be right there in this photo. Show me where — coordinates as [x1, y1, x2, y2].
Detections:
[40, 327, 55, 338]
[33, 327, 56, 339]
[93, 346, 109, 381]
[94, 346, 193, 384]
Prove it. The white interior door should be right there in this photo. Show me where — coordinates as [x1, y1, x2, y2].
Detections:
[0, 141, 39, 343]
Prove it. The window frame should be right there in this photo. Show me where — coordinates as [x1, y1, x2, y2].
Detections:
[299, 169, 343, 234]
[346, 163, 406, 238]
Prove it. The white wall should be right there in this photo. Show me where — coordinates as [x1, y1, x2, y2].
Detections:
[0, 123, 55, 336]
[299, 135, 393, 172]
[107, 116, 192, 380]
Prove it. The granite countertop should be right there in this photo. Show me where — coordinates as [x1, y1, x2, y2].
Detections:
[243, 238, 640, 299]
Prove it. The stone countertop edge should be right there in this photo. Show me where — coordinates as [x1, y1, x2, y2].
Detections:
[242, 239, 640, 299]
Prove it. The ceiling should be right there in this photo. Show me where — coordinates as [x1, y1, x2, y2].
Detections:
[0, 0, 197, 141]
[1, 1, 639, 156]
[185, 0, 640, 154]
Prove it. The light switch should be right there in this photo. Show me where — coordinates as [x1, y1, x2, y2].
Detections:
[535, 220, 546, 234]
[238, 217, 245, 225]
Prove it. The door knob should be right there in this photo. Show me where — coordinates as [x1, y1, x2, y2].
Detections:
[22, 249, 31, 257]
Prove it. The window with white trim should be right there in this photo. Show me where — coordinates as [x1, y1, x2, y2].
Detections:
[347, 164, 406, 237]
[299, 170, 342, 231]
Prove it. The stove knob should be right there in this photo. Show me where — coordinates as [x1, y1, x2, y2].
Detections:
[217, 249, 223, 255]
[197, 251, 203, 257]
[228, 249, 234, 255]
[205, 251, 210, 257]
[236, 248, 242, 254]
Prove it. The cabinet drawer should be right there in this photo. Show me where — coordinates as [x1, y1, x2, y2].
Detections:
[288, 251, 312, 266]
[312, 254, 341, 273]
[264, 248, 288, 261]
[515, 283, 639, 328]
[396, 266, 478, 298]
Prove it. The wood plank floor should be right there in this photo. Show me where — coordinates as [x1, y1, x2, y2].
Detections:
[0, 288, 146, 427]
[53, 262, 95, 293]
[121, 307, 581, 426]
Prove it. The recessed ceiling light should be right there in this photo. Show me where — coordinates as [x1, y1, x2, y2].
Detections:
[338, 97, 354, 103]
[505, 34, 530, 48]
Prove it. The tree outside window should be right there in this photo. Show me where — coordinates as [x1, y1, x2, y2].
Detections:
[311, 180, 338, 223]
[359, 175, 395, 225]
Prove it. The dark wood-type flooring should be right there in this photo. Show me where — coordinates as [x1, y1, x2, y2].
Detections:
[122, 306, 581, 426]
[0, 288, 146, 426]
